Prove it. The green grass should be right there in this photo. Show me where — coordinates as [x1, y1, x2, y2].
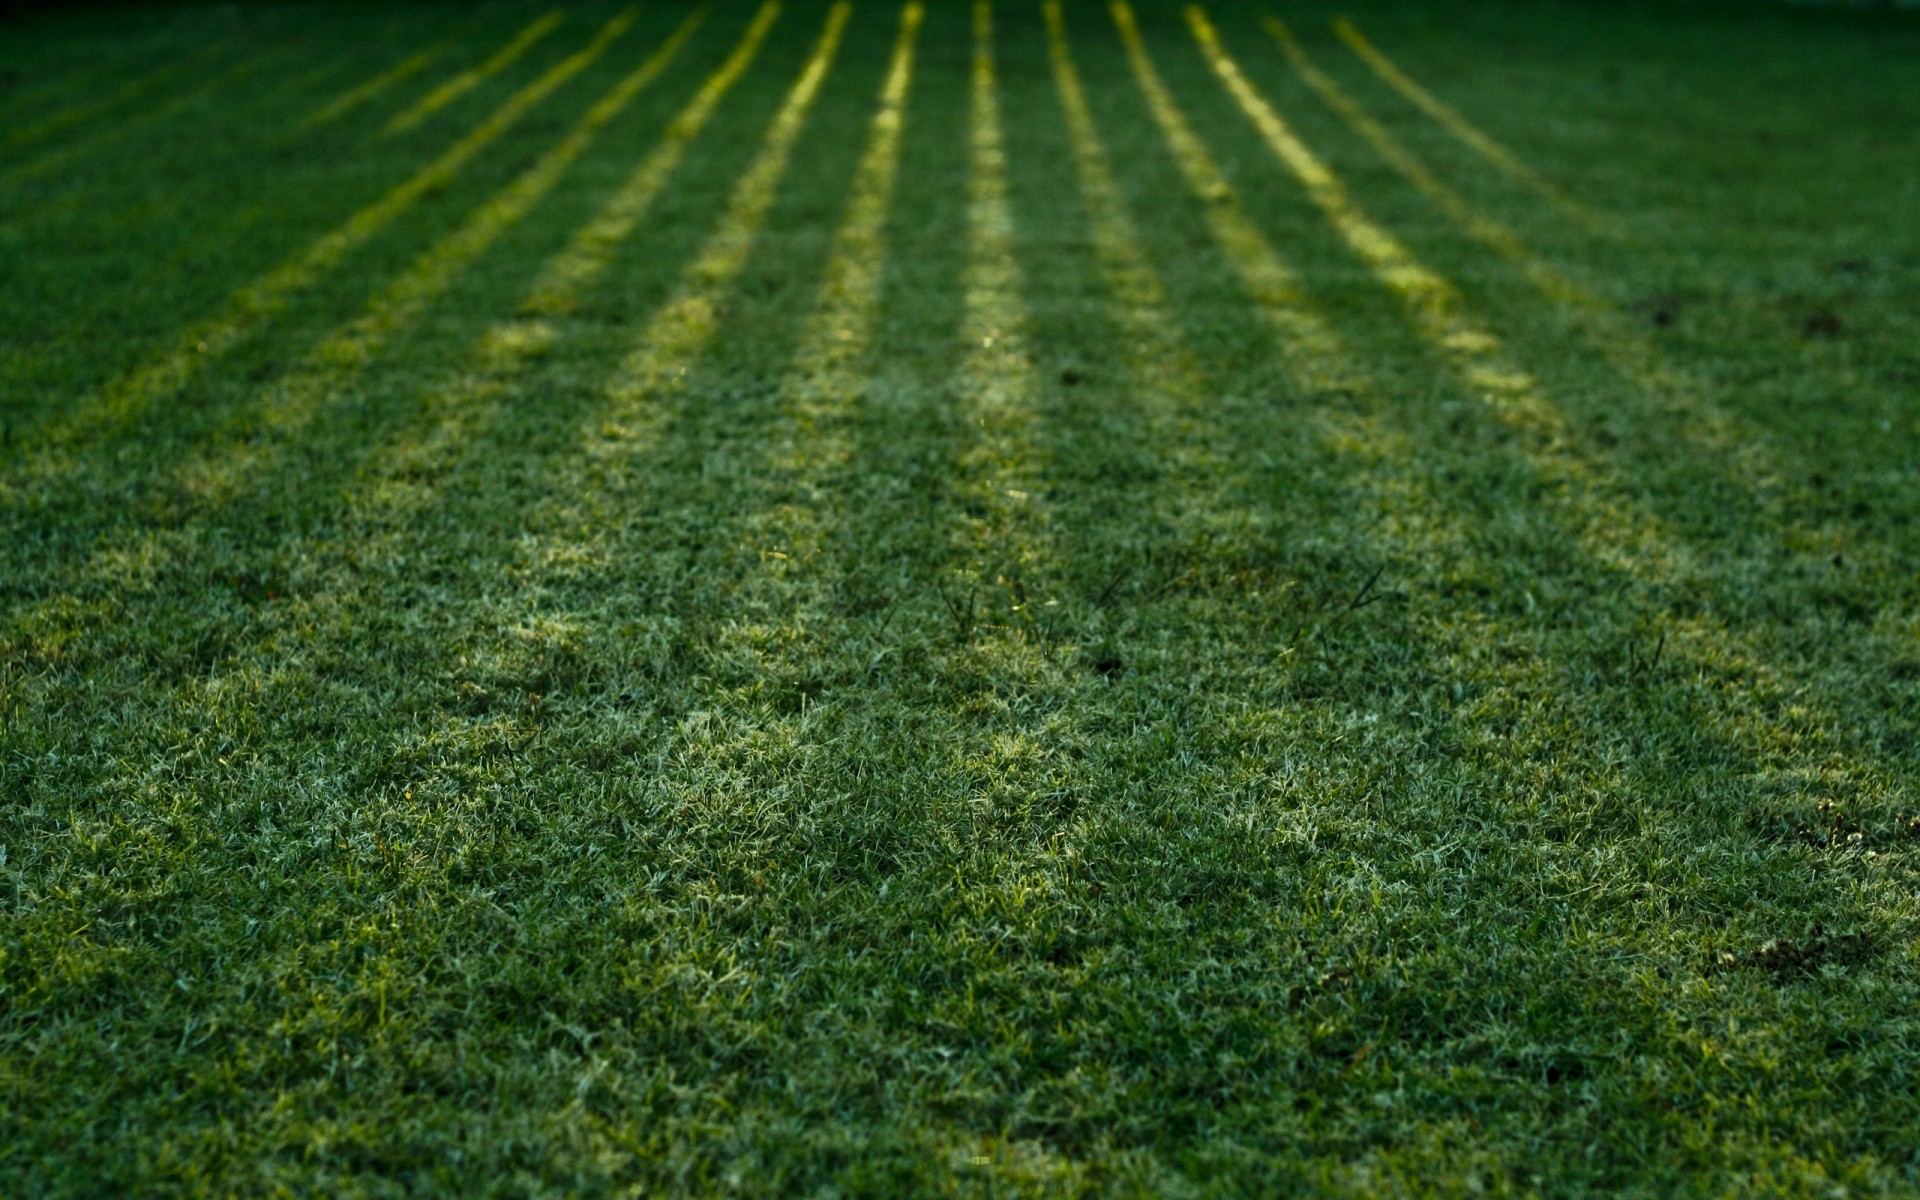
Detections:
[3, 0, 1919, 1193]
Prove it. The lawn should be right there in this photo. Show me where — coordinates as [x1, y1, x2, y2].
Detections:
[3, 0, 1919, 1193]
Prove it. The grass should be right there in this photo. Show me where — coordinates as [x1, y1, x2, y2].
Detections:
[2, 0, 1918, 1193]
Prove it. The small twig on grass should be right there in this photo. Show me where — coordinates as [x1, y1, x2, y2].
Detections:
[1628, 626, 1667, 682]
[1093, 564, 1134, 608]
[936, 576, 977, 644]
[1300, 562, 1388, 645]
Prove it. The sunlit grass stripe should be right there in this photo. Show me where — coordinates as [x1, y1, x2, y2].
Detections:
[1043, 0, 1200, 417]
[764, 1, 922, 570]
[126, 2, 781, 677]
[4, 8, 706, 629]
[7, 46, 288, 186]
[1187, 5, 1675, 580]
[521, 3, 781, 315]
[275, 0, 780, 554]
[0, 39, 227, 156]
[1109, 0, 1460, 595]
[1183, 8, 1902, 793]
[953, 0, 1050, 596]
[382, 10, 565, 137]
[22, 7, 638, 459]
[1264, 15, 1763, 475]
[1332, 16, 1618, 237]
[1107, 1, 1356, 399]
[299, 45, 444, 132]
[506, 3, 842, 620]
[595, 1, 848, 430]
[1116, 3, 1829, 781]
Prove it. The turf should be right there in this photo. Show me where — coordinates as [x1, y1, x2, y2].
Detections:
[3, 0, 1919, 1193]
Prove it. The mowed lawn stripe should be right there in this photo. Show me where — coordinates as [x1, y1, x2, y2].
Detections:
[754, 0, 923, 604]
[6, 43, 294, 188]
[1192, 5, 1917, 790]
[298, 44, 445, 133]
[381, 10, 567, 138]
[13, 8, 640, 461]
[1332, 15, 1616, 237]
[0, 8, 710, 644]
[0, 40, 227, 157]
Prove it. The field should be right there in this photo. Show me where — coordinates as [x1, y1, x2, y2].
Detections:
[3, 0, 1919, 1192]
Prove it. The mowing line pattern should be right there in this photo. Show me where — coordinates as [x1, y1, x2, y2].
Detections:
[3, 3, 1918, 1189]
[1264, 13, 1920, 733]
[597, 3, 845, 432]
[342, 0, 783, 522]
[299, 45, 444, 132]
[55, 2, 792, 791]
[382, 11, 567, 137]
[1115, 7, 1903, 972]
[16, 8, 639, 463]
[1189, 8, 1913, 835]
[758, 2, 924, 595]
[1108, 0, 1463, 608]
[1189, 6, 1674, 582]
[520, 2, 781, 317]
[1332, 16, 1616, 236]
[518, 0, 845, 598]
[951, 0, 1054, 632]
[1, 8, 704, 646]
[1109, 1, 1355, 399]
[1263, 14, 1778, 501]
